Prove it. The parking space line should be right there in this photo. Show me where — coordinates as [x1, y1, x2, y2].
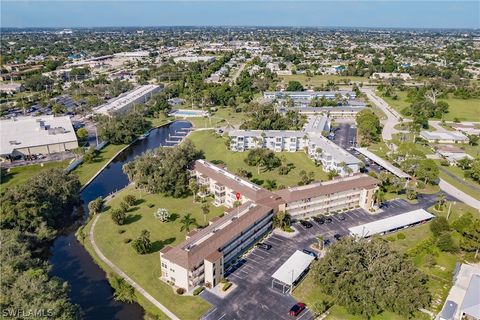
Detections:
[249, 251, 266, 260]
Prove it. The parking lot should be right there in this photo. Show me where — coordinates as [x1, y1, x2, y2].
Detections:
[200, 197, 437, 320]
[331, 123, 357, 150]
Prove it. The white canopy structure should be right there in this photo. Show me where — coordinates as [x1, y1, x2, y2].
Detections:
[271, 250, 315, 293]
[354, 147, 410, 179]
[348, 209, 434, 238]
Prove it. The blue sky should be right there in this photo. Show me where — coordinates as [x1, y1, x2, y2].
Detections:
[1, 1, 479, 29]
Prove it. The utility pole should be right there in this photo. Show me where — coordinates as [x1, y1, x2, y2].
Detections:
[446, 201, 454, 220]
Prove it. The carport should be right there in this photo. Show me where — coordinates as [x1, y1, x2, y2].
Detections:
[354, 147, 410, 179]
[271, 250, 315, 294]
[348, 209, 434, 238]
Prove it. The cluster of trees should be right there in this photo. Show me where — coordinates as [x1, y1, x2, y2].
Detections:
[356, 109, 381, 146]
[0, 169, 82, 319]
[96, 110, 151, 144]
[244, 148, 281, 173]
[123, 140, 201, 197]
[456, 157, 480, 182]
[392, 143, 439, 185]
[240, 103, 305, 130]
[24, 75, 54, 91]
[110, 194, 137, 225]
[285, 80, 304, 91]
[313, 237, 430, 318]
[131, 230, 152, 254]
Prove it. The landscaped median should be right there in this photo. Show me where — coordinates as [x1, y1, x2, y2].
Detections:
[80, 185, 225, 320]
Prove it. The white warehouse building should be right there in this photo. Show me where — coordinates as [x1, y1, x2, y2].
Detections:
[94, 85, 161, 116]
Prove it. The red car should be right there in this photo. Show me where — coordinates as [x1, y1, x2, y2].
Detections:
[288, 302, 306, 316]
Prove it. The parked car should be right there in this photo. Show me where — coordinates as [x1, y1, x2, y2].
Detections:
[300, 220, 313, 228]
[256, 243, 272, 250]
[325, 217, 333, 224]
[288, 302, 306, 316]
[302, 249, 317, 259]
[334, 233, 342, 241]
[337, 213, 346, 220]
[323, 239, 331, 247]
[313, 216, 325, 224]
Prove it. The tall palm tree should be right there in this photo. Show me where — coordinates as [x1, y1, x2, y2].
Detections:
[180, 213, 197, 232]
[201, 203, 210, 224]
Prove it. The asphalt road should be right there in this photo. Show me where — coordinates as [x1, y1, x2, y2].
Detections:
[200, 195, 441, 320]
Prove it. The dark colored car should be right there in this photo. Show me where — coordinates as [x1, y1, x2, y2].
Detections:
[256, 243, 272, 250]
[323, 239, 331, 247]
[313, 216, 325, 224]
[337, 213, 346, 221]
[325, 217, 333, 224]
[300, 220, 313, 228]
[334, 233, 342, 241]
[288, 302, 306, 316]
[302, 249, 317, 259]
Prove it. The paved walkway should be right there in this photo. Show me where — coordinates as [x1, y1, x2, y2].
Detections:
[439, 167, 480, 193]
[89, 215, 180, 320]
[439, 179, 480, 210]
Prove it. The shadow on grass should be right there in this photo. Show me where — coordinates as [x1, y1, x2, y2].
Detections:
[168, 213, 180, 222]
[125, 214, 142, 225]
[150, 237, 176, 253]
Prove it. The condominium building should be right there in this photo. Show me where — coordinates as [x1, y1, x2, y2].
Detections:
[160, 160, 378, 292]
[278, 106, 366, 119]
[276, 174, 379, 219]
[228, 115, 361, 176]
[94, 85, 161, 116]
[264, 90, 356, 101]
[192, 159, 277, 207]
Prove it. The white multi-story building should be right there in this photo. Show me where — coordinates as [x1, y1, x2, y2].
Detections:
[264, 90, 356, 101]
[160, 160, 378, 292]
[228, 115, 361, 176]
[94, 85, 161, 116]
[276, 174, 379, 219]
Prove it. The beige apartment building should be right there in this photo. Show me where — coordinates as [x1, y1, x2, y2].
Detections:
[276, 174, 379, 219]
[160, 161, 378, 292]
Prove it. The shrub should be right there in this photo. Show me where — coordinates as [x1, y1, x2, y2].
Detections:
[397, 233, 406, 240]
[119, 201, 130, 213]
[386, 236, 396, 242]
[176, 288, 185, 295]
[193, 287, 204, 296]
[283, 225, 294, 233]
[436, 232, 457, 252]
[222, 282, 232, 291]
[123, 194, 137, 206]
[424, 254, 437, 268]
[430, 216, 449, 237]
[111, 209, 127, 225]
[123, 238, 132, 244]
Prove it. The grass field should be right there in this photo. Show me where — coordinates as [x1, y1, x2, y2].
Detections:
[70, 143, 127, 186]
[83, 186, 224, 319]
[186, 107, 247, 129]
[188, 130, 329, 188]
[436, 162, 480, 200]
[280, 74, 368, 87]
[1, 159, 71, 189]
[380, 91, 480, 122]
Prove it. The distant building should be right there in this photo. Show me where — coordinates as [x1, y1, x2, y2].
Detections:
[173, 56, 216, 63]
[420, 131, 468, 144]
[113, 51, 150, 58]
[0, 115, 78, 159]
[435, 145, 473, 165]
[371, 72, 412, 81]
[279, 106, 366, 119]
[264, 90, 356, 101]
[94, 85, 160, 116]
[450, 123, 480, 136]
[0, 83, 22, 94]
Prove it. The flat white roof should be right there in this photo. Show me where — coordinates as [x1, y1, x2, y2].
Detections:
[0, 115, 77, 155]
[420, 131, 468, 141]
[348, 209, 434, 238]
[271, 250, 315, 286]
[355, 147, 410, 179]
[94, 85, 159, 115]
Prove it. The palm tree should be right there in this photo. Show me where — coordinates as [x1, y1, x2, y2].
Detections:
[436, 193, 446, 211]
[180, 213, 197, 232]
[317, 235, 324, 250]
[201, 203, 210, 225]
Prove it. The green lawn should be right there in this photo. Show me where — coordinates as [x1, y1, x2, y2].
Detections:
[186, 107, 247, 129]
[1, 160, 70, 189]
[188, 130, 329, 188]
[436, 162, 480, 200]
[70, 143, 127, 186]
[280, 74, 368, 87]
[84, 186, 225, 320]
[380, 91, 480, 122]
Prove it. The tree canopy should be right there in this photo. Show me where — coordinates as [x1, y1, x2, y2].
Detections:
[312, 237, 430, 318]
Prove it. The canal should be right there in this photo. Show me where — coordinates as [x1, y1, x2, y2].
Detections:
[49, 121, 192, 320]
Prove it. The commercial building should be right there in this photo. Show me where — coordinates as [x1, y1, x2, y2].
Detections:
[264, 90, 356, 101]
[0, 115, 78, 159]
[276, 174, 378, 219]
[94, 85, 160, 116]
[420, 131, 468, 144]
[161, 160, 379, 292]
[229, 115, 361, 176]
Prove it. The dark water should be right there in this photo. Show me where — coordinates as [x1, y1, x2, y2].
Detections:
[49, 121, 192, 320]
